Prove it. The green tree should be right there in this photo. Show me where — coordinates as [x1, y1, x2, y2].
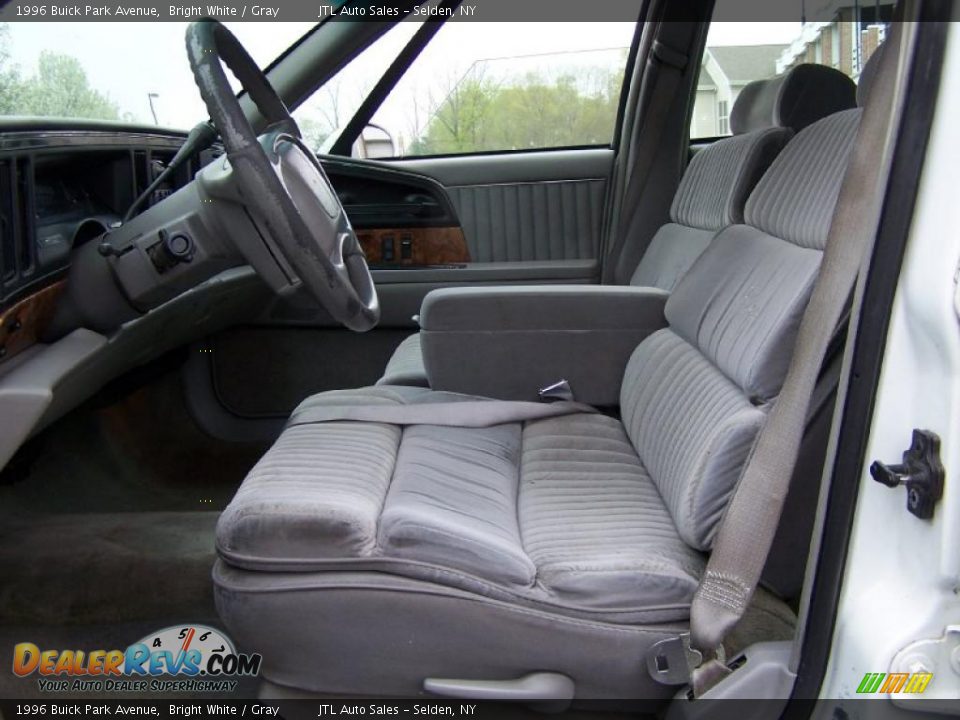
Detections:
[19, 51, 120, 120]
[410, 69, 499, 155]
[0, 24, 122, 121]
[0, 24, 23, 114]
[298, 116, 331, 151]
[412, 62, 623, 156]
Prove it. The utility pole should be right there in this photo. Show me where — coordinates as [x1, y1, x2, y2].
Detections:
[147, 93, 160, 125]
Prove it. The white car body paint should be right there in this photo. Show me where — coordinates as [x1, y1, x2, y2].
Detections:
[819, 21, 960, 710]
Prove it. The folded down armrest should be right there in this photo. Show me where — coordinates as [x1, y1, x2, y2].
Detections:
[420, 285, 669, 405]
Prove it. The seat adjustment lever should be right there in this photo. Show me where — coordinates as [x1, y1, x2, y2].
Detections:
[424, 672, 574, 710]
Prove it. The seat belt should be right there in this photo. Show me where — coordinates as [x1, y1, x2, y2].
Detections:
[686, 26, 904, 697]
[603, 28, 693, 284]
[286, 398, 597, 430]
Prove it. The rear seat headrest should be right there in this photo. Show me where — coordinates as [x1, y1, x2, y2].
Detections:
[730, 64, 857, 135]
[857, 41, 888, 108]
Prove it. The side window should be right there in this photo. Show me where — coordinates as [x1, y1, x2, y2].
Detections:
[296, 16, 641, 159]
[691, 15, 890, 139]
[292, 19, 422, 153]
[367, 20, 639, 158]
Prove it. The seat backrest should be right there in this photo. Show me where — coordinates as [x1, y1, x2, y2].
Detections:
[630, 64, 856, 292]
[619, 56, 877, 551]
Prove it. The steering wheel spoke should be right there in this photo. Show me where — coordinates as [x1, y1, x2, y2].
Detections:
[186, 19, 379, 332]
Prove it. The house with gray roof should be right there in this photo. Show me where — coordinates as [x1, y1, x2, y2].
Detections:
[692, 44, 787, 138]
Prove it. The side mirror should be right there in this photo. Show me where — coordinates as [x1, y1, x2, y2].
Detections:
[352, 123, 398, 159]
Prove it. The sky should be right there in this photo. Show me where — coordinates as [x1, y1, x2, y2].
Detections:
[4, 20, 802, 131]
[5, 22, 314, 127]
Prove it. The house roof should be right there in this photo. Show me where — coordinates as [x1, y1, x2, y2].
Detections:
[707, 44, 790, 85]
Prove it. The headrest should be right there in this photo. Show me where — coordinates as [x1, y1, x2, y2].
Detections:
[730, 64, 857, 135]
[857, 42, 888, 107]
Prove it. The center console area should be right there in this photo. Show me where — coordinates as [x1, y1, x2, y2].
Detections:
[419, 285, 669, 405]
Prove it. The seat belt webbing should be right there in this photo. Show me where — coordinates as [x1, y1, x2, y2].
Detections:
[603, 29, 691, 284]
[286, 400, 597, 430]
[688, 25, 905, 696]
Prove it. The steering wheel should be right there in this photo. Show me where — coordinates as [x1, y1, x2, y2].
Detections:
[185, 19, 379, 332]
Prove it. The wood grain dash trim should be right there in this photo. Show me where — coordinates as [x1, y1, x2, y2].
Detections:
[357, 227, 470, 266]
[0, 281, 66, 363]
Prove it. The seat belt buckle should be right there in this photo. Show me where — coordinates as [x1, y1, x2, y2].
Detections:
[646, 633, 707, 685]
[538, 379, 574, 403]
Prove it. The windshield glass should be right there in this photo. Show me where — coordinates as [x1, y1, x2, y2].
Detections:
[0, 22, 315, 128]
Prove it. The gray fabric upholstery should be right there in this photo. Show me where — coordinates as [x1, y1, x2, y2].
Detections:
[418, 285, 669, 332]
[668, 129, 792, 232]
[614, 109, 862, 547]
[620, 330, 766, 550]
[218, 390, 705, 617]
[418, 286, 669, 405]
[447, 179, 606, 263]
[377, 334, 428, 387]
[627, 125, 790, 290]
[629, 223, 715, 290]
[521, 414, 704, 608]
[214, 566, 688, 699]
[745, 109, 862, 250]
[665, 226, 822, 402]
[379, 66, 854, 389]
[730, 64, 857, 135]
[215, 58, 865, 697]
[217, 420, 401, 564]
[380, 424, 534, 586]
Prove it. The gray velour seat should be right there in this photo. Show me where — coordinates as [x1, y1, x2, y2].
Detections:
[213, 60, 876, 698]
[377, 63, 856, 388]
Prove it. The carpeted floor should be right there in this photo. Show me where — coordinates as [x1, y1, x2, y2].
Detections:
[0, 360, 267, 698]
[0, 359, 267, 516]
[0, 512, 221, 626]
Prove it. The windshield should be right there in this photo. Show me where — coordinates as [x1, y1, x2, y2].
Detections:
[0, 22, 315, 128]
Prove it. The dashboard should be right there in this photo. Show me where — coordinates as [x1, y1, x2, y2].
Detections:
[0, 121, 466, 366]
[0, 128, 205, 305]
[0, 120, 469, 470]
[0, 127, 209, 365]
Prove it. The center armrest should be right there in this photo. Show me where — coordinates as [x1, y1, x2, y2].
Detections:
[419, 285, 669, 405]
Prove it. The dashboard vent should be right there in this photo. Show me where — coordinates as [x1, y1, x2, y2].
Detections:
[0, 160, 13, 284]
[15, 157, 36, 281]
[0, 156, 40, 299]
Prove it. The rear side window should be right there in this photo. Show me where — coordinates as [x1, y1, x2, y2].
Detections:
[692, 11, 891, 139]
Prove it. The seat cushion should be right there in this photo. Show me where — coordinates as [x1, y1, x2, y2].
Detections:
[216, 388, 704, 621]
[521, 414, 705, 609]
[379, 423, 535, 586]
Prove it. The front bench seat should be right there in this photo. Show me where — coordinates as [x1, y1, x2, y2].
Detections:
[213, 56, 881, 696]
[377, 64, 856, 389]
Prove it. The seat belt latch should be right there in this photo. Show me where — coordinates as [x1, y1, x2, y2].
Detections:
[538, 379, 574, 403]
[646, 634, 721, 686]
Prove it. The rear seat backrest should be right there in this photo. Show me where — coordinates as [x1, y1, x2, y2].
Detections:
[630, 64, 856, 291]
[621, 105, 863, 551]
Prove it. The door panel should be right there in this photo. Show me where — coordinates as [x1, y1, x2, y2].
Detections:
[392, 148, 612, 264]
[446, 180, 606, 263]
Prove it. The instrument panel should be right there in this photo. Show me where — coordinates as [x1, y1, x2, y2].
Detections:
[0, 126, 467, 365]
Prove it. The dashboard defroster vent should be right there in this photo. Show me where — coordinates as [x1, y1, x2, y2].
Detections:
[14, 157, 36, 281]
